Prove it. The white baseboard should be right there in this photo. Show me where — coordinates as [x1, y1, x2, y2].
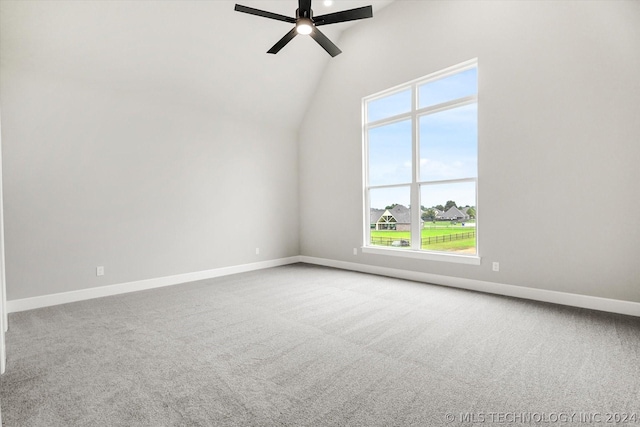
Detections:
[7, 257, 302, 313]
[299, 256, 640, 318]
[8, 255, 639, 318]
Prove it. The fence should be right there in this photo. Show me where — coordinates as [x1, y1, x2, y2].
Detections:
[370, 230, 475, 247]
[370, 237, 410, 247]
[422, 231, 475, 246]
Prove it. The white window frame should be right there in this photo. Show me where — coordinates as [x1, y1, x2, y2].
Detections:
[362, 59, 480, 265]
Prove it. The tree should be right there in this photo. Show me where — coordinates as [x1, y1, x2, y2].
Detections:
[435, 204, 445, 211]
[466, 207, 476, 219]
[385, 203, 399, 210]
[444, 200, 457, 211]
[422, 208, 437, 221]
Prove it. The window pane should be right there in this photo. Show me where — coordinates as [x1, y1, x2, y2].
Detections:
[420, 182, 476, 254]
[418, 68, 477, 109]
[368, 119, 412, 186]
[419, 103, 477, 182]
[369, 187, 411, 248]
[367, 89, 411, 123]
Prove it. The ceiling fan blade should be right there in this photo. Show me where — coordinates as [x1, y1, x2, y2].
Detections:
[310, 27, 342, 57]
[234, 4, 296, 24]
[314, 6, 373, 26]
[267, 27, 299, 54]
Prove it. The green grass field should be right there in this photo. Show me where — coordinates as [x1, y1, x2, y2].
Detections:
[370, 223, 476, 253]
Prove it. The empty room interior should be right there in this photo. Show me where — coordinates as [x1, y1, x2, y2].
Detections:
[0, 0, 639, 425]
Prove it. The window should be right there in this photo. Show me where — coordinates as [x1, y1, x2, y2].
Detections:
[363, 60, 479, 263]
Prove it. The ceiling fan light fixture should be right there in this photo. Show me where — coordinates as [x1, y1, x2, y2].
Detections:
[296, 19, 313, 35]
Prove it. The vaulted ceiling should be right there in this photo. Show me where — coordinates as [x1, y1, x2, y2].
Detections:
[0, 0, 394, 131]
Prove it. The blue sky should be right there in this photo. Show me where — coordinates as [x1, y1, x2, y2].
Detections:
[419, 103, 477, 182]
[367, 89, 411, 123]
[370, 186, 411, 211]
[419, 68, 477, 109]
[368, 119, 412, 187]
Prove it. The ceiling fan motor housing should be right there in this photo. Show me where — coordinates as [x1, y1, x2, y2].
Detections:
[296, 8, 313, 20]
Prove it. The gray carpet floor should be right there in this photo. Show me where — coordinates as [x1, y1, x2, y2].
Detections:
[1, 263, 639, 426]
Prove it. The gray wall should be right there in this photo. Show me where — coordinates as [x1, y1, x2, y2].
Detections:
[2, 0, 639, 305]
[299, 1, 640, 302]
[1, 68, 299, 300]
[0, 107, 5, 373]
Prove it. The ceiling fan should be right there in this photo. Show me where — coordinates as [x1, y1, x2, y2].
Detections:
[234, 0, 373, 57]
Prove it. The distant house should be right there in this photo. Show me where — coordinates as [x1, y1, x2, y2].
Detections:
[370, 208, 385, 228]
[440, 206, 469, 221]
[429, 208, 445, 220]
[459, 206, 476, 219]
[370, 205, 411, 231]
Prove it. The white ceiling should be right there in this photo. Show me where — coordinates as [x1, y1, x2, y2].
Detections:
[0, 0, 394, 130]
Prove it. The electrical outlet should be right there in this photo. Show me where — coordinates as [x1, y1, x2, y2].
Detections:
[492, 262, 500, 272]
[96, 266, 105, 276]
[255, 248, 260, 255]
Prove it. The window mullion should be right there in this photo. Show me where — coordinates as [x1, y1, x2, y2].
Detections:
[410, 83, 420, 250]
[362, 100, 370, 248]
[415, 95, 477, 118]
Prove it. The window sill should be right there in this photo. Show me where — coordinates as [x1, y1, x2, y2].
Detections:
[361, 246, 481, 265]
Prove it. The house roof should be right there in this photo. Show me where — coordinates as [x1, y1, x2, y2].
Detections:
[441, 206, 467, 219]
[389, 205, 411, 224]
[370, 205, 411, 224]
[370, 208, 385, 224]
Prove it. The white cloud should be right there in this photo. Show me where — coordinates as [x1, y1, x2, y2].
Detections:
[420, 158, 464, 179]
